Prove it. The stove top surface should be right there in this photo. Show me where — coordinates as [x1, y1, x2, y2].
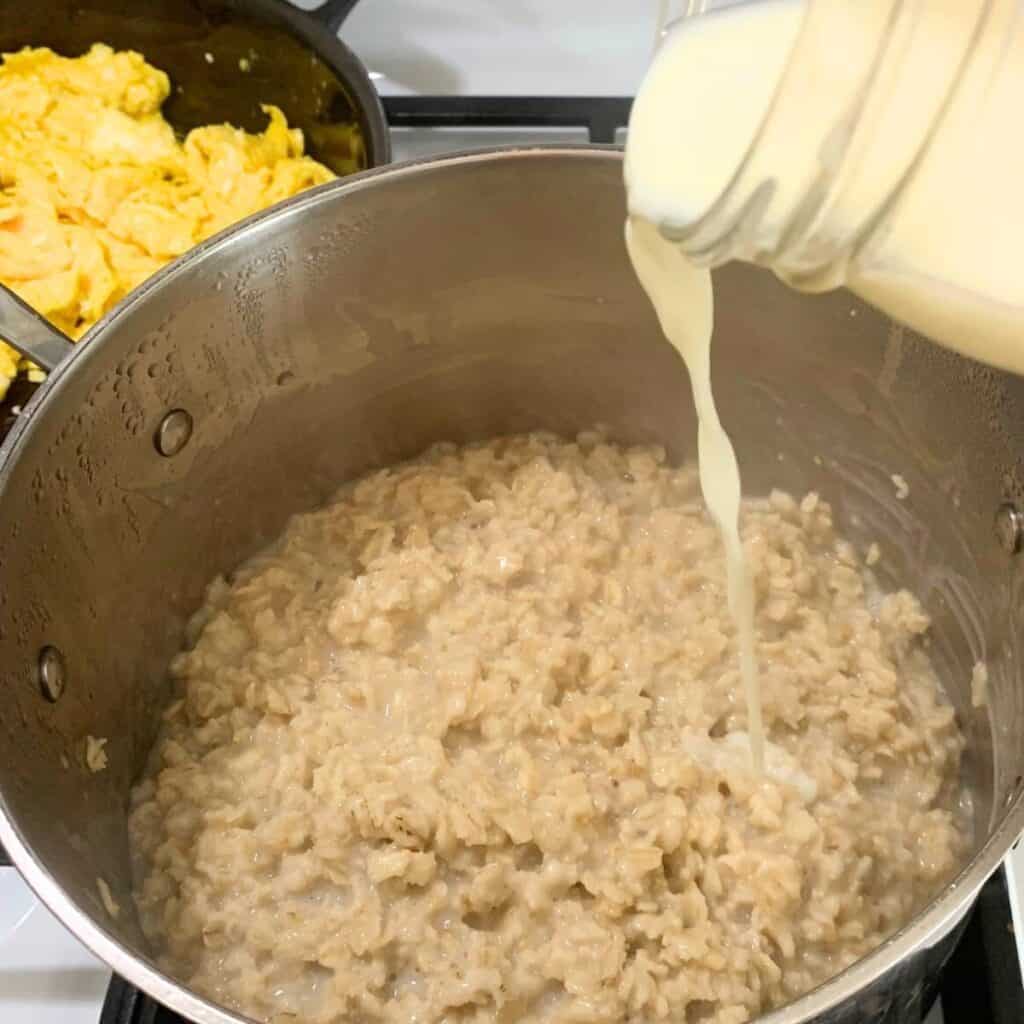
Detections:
[0, 868, 110, 1024]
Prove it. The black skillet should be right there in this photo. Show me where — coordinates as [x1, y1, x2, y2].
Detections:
[0, 0, 386, 447]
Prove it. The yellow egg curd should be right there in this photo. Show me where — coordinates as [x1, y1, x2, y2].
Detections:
[0, 43, 336, 398]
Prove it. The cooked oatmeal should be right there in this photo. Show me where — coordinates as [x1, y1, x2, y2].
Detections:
[128, 432, 967, 1024]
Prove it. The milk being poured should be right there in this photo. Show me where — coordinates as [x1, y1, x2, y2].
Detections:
[623, 2, 800, 774]
[624, 220, 764, 773]
[625, 0, 1024, 770]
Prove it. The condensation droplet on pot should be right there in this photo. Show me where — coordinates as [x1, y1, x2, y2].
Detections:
[994, 503, 1023, 554]
[154, 409, 193, 458]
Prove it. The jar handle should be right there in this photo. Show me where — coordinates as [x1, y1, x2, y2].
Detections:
[0, 284, 75, 375]
[306, 0, 363, 34]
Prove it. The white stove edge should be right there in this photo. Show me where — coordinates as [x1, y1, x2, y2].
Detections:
[0, 868, 110, 1024]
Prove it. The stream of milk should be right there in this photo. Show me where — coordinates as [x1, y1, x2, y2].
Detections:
[624, 219, 764, 773]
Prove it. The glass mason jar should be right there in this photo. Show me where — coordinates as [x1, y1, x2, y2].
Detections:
[644, 0, 1024, 374]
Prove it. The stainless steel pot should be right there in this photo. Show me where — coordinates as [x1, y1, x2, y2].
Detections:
[0, 149, 1021, 1024]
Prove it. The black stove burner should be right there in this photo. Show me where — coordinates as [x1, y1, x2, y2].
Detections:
[382, 95, 633, 145]
[941, 865, 1024, 1023]
[103, 975, 181, 1024]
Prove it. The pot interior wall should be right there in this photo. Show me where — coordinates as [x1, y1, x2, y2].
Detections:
[0, 151, 1020, 970]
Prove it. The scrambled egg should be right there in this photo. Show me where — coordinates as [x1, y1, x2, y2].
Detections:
[0, 44, 336, 399]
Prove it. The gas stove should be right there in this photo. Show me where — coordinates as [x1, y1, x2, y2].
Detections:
[3, 5, 1024, 1023]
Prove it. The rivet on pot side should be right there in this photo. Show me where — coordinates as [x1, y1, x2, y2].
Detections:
[38, 645, 66, 703]
[994, 503, 1023, 554]
[154, 409, 193, 458]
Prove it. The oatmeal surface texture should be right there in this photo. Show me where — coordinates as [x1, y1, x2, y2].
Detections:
[129, 432, 966, 1024]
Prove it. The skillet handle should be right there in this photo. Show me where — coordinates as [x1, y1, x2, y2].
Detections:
[0, 290, 77, 872]
[0, 284, 75, 374]
[306, 0, 363, 34]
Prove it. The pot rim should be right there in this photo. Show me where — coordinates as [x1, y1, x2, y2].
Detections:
[0, 147, 1021, 1024]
